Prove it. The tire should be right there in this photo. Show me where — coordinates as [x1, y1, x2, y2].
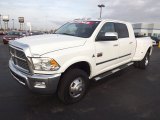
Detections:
[134, 61, 139, 68]
[134, 52, 150, 69]
[58, 68, 89, 104]
[3, 40, 8, 44]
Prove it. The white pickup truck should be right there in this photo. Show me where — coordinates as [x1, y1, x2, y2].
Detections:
[9, 19, 153, 104]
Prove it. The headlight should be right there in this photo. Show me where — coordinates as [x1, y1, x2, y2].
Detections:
[31, 57, 60, 71]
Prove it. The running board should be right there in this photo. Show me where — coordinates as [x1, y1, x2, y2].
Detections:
[94, 62, 133, 81]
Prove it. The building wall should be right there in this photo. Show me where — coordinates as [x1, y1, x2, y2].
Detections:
[132, 23, 160, 37]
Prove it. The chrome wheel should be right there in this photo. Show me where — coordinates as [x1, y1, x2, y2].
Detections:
[69, 77, 84, 98]
[145, 56, 149, 66]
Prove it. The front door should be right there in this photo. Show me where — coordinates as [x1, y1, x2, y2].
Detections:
[95, 22, 119, 75]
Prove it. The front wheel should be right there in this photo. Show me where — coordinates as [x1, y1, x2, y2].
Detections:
[58, 69, 89, 104]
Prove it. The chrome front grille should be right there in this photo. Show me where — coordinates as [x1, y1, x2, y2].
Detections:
[9, 46, 30, 72]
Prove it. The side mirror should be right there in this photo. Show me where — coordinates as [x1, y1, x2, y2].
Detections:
[96, 32, 118, 41]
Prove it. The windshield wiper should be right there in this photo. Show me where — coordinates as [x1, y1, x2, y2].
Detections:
[58, 33, 75, 36]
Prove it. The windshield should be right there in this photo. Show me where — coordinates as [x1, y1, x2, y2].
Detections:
[7, 31, 21, 36]
[55, 21, 100, 38]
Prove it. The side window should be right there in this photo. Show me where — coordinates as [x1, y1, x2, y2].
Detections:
[97, 22, 115, 37]
[115, 23, 129, 38]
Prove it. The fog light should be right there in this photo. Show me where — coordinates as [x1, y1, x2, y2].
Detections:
[34, 82, 46, 88]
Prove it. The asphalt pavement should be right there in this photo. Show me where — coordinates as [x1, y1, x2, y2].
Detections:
[0, 40, 160, 120]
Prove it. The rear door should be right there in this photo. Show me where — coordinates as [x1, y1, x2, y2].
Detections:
[114, 23, 133, 63]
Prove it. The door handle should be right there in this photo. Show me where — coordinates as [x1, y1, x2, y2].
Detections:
[113, 44, 118, 47]
[97, 53, 103, 57]
[129, 42, 133, 44]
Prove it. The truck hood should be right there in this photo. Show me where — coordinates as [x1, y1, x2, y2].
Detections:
[12, 34, 87, 55]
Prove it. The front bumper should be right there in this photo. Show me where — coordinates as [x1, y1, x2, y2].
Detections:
[9, 60, 61, 94]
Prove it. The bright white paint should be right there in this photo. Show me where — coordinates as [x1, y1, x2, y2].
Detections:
[9, 19, 153, 78]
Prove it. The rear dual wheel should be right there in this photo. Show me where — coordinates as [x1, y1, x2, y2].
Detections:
[134, 52, 150, 69]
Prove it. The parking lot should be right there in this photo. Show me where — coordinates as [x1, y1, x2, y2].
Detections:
[0, 36, 160, 120]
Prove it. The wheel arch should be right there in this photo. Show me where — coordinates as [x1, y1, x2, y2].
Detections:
[147, 46, 153, 56]
[62, 61, 92, 77]
[133, 44, 153, 61]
